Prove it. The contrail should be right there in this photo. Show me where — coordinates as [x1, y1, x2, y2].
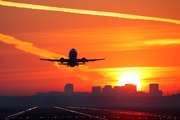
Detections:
[0, 33, 91, 80]
[0, 33, 67, 63]
[0, 1, 180, 24]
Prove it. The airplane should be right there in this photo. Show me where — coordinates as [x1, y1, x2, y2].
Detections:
[40, 48, 105, 67]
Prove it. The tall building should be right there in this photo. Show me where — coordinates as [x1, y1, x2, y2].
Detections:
[92, 86, 101, 95]
[112, 84, 137, 96]
[102, 85, 112, 96]
[64, 83, 73, 94]
[149, 84, 162, 97]
[149, 84, 159, 93]
[112, 86, 123, 96]
[124, 84, 137, 95]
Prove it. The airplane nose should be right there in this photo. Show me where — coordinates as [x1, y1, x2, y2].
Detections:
[69, 49, 77, 58]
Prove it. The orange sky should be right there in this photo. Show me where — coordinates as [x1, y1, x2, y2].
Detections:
[0, 0, 180, 96]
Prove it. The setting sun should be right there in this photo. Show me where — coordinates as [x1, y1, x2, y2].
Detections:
[118, 75, 141, 91]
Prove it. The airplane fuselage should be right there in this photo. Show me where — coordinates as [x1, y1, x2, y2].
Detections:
[68, 48, 78, 67]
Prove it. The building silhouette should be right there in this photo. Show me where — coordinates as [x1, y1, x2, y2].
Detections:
[92, 86, 101, 95]
[149, 84, 162, 97]
[124, 84, 137, 95]
[111, 84, 137, 96]
[149, 84, 159, 93]
[64, 83, 73, 95]
[136, 91, 149, 96]
[36, 83, 163, 97]
[102, 85, 112, 96]
[36, 91, 63, 96]
[112, 86, 123, 96]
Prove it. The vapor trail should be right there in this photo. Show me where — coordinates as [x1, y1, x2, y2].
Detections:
[0, 1, 180, 24]
[0, 33, 91, 80]
[0, 33, 67, 60]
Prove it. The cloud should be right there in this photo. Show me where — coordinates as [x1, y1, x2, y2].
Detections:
[141, 39, 180, 45]
[0, 33, 92, 81]
[0, 33, 67, 59]
[0, 33, 67, 67]
[99, 38, 180, 51]
[1, 33, 180, 90]
[90, 67, 180, 85]
[0, 0, 180, 25]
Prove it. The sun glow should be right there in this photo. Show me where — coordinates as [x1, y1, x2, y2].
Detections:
[118, 75, 141, 91]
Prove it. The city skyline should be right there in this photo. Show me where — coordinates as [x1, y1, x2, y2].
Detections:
[36, 83, 164, 97]
[37, 82, 180, 97]
[31, 82, 180, 96]
[1, 0, 180, 96]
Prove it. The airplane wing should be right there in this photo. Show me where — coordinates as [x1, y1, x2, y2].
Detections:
[40, 58, 69, 62]
[77, 58, 105, 62]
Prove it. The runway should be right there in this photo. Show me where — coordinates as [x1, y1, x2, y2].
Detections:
[5, 106, 180, 120]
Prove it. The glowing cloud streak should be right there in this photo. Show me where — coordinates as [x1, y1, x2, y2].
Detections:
[0, 1, 180, 24]
[99, 38, 180, 51]
[0, 33, 67, 61]
[1, 33, 180, 91]
[0, 33, 90, 80]
[141, 39, 180, 45]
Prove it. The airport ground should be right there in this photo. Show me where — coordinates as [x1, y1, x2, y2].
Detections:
[2, 106, 180, 120]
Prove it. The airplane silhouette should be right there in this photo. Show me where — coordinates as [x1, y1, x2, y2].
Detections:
[40, 48, 105, 67]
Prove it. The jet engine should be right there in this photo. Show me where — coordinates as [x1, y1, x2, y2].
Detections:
[82, 57, 86, 63]
[60, 57, 64, 63]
